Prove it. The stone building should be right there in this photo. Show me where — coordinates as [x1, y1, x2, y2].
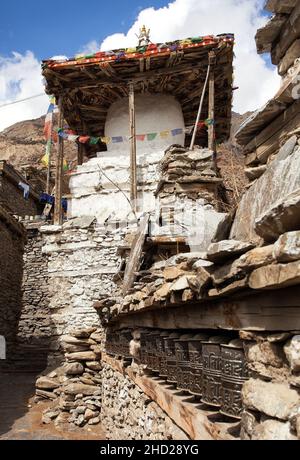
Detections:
[0, 205, 25, 362]
[0, 160, 42, 217]
[10, 9, 300, 441]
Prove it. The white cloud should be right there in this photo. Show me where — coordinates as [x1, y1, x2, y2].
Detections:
[0, 0, 281, 132]
[0, 51, 48, 132]
[99, 0, 281, 114]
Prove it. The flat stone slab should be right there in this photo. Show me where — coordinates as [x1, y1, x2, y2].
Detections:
[255, 189, 300, 242]
[207, 240, 254, 263]
[273, 231, 300, 262]
[249, 261, 300, 290]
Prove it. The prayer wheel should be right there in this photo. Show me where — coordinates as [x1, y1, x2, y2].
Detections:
[220, 339, 249, 419]
[187, 333, 210, 396]
[164, 332, 181, 384]
[147, 330, 161, 372]
[201, 336, 230, 407]
[118, 329, 133, 360]
[156, 331, 170, 378]
[175, 334, 194, 392]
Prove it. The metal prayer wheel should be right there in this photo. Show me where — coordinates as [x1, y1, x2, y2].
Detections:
[175, 334, 194, 392]
[187, 333, 210, 396]
[147, 330, 161, 372]
[201, 336, 230, 408]
[220, 339, 249, 420]
[140, 329, 150, 365]
[164, 332, 181, 384]
[118, 329, 132, 360]
[156, 331, 170, 378]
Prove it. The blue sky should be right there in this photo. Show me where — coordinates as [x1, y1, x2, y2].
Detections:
[0, 0, 168, 59]
[0, 0, 280, 130]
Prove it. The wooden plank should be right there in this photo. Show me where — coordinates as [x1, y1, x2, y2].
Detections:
[54, 98, 64, 225]
[129, 83, 137, 211]
[122, 214, 150, 295]
[102, 353, 236, 441]
[208, 52, 216, 151]
[271, 1, 300, 65]
[115, 285, 300, 332]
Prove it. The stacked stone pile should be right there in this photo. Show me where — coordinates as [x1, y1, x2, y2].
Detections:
[240, 331, 300, 440]
[98, 228, 300, 320]
[35, 327, 103, 428]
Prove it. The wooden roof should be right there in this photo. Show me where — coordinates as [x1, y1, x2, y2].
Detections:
[42, 35, 234, 149]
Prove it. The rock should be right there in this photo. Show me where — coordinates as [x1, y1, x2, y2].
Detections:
[211, 259, 242, 286]
[64, 362, 85, 376]
[64, 383, 98, 396]
[242, 379, 300, 421]
[187, 149, 213, 162]
[240, 410, 259, 440]
[275, 135, 297, 163]
[36, 389, 57, 400]
[165, 252, 207, 267]
[69, 328, 97, 338]
[207, 240, 254, 263]
[163, 265, 186, 281]
[86, 361, 102, 371]
[90, 332, 102, 343]
[284, 336, 300, 373]
[84, 408, 99, 421]
[88, 417, 100, 425]
[230, 140, 300, 243]
[249, 261, 300, 290]
[237, 245, 275, 270]
[192, 259, 214, 270]
[240, 331, 291, 343]
[245, 165, 267, 181]
[54, 412, 70, 428]
[36, 377, 60, 390]
[63, 344, 90, 353]
[209, 277, 249, 297]
[252, 420, 296, 440]
[273, 231, 300, 262]
[153, 283, 171, 301]
[65, 351, 97, 362]
[170, 276, 194, 292]
[255, 189, 300, 242]
[244, 342, 285, 368]
[62, 335, 91, 346]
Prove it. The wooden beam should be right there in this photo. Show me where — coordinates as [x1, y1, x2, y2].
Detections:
[129, 83, 138, 211]
[122, 214, 149, 295]
[77, 143, 84, 166]
[114, 285, 300, 332]
[208, 51, 216, 151]
[54, 98, 64, 225]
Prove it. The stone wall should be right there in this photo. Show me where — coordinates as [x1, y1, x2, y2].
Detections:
[101, 363, 188, 440]
[40, 219, 125, 354]
[241, 331, 300, 440]
[0, 210, 25, 358]
[0, 174, 40, 217]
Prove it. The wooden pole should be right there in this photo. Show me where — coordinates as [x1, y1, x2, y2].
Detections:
[208, 51, 216, 152]
[46, 141, 52, 194]
[77, 143, 84, 166]
[54, 97, 64, 225]
[190, 63, 211, 151]
[129, 83, 138, 213]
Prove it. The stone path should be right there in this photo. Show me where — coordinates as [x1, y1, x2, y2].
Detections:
[0, 372, 106, 440]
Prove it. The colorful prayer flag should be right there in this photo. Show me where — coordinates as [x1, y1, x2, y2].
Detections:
[160, 130, 170, 139]
[171, 128, 183, 136]
[89, 137, 100, 145]
[147, 133, 157, 141]
[112, 136, 123, 143]
[67, 135, 79, 142]
[101, 137, 111, 145]
[136, 134, 146, 142]
[79, 136, 90, 144]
